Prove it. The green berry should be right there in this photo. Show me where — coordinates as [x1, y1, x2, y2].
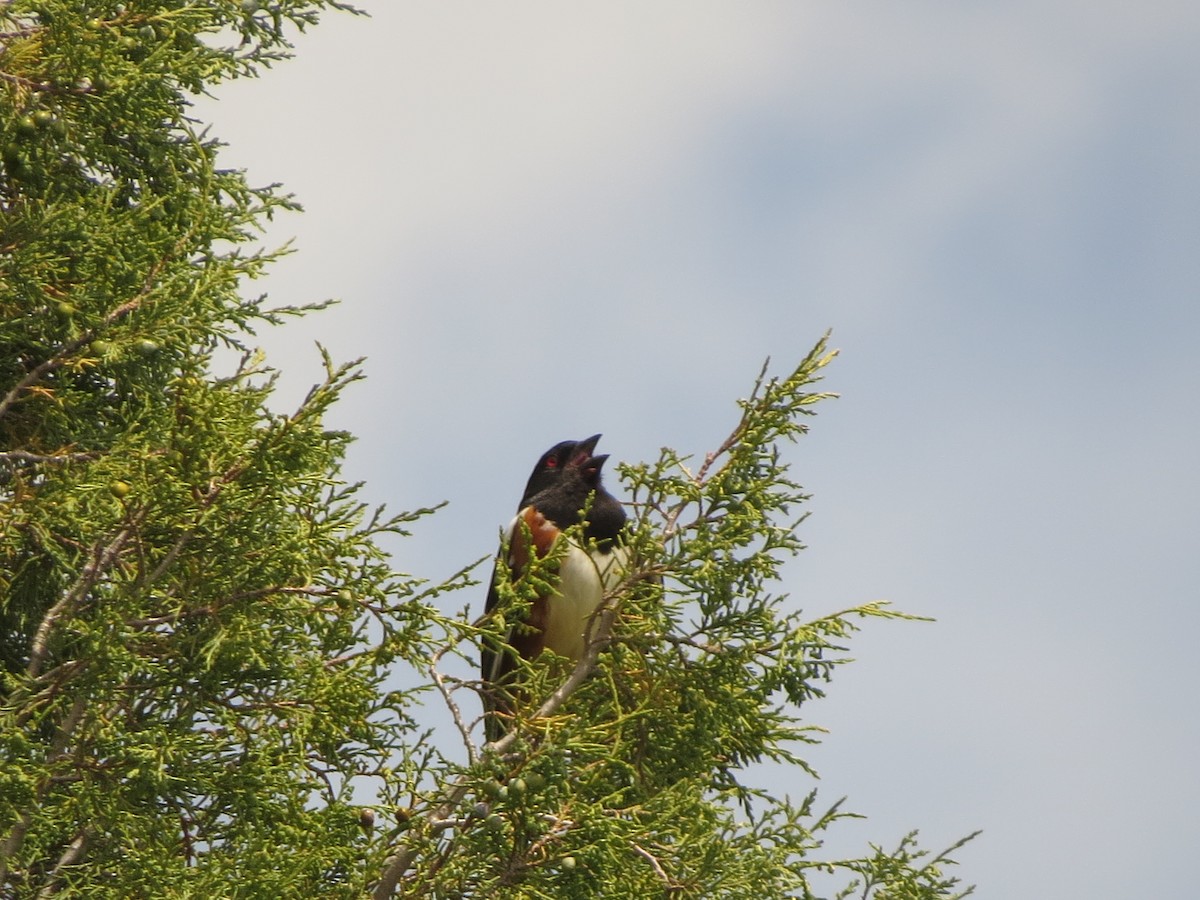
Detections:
[483, 814, 504, 833]
[56, 301, 76, 317]
[109, 480, 131, 499]
[480, 780, 503, 800]
[32, 109, 54, 129]
[135, 338, 159, 356]
[89, 339, 110, 355]
[561, 856, 577, 870]
[2, 147, 26, 176]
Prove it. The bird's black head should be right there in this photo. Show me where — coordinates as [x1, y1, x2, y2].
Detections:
[521, 434, 624, 544]
[518, 433, 602, 508]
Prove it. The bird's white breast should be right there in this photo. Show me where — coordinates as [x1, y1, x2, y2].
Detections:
[501, 514, 629, 662]
[541, 543, 628, 661]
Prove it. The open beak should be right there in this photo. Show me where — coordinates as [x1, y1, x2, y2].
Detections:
[569, 433, 602, 467]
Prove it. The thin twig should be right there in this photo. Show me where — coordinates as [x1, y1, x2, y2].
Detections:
[28, 520, 137, 679]
[35, 828, 92, 899]
[429, 645, 477, 766]
[0, 450, 100, 465]
[0, 697, 89, 883]
[632, 842, 675, 887]
[694, 357, 770, 486]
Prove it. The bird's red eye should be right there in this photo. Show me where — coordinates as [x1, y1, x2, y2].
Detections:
[545, 457, 558, 468]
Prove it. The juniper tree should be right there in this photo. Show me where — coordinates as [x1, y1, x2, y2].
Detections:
[1, 2, 976, 897]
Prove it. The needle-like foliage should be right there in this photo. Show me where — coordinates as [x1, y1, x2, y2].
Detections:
[1, 3, 977, 897]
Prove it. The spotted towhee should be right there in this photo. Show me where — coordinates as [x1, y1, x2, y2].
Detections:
[481, 434, 627, 742]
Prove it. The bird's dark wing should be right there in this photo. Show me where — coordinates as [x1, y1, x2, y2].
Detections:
[480, 552, 515, 743]
[481, 509, 561, 741]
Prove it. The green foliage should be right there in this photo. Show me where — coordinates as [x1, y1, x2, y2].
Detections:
[0, 1, 427, 895]
[1, 3, 977, 898]
[382, 346, 976, 899]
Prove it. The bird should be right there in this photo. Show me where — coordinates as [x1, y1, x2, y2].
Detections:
[481, 434, 628, 742]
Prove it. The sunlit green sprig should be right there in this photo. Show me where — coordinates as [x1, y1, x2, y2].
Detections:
[2, 3, 978, 895]
[1, 3, 428, 896]
[388, 339, 976, 899]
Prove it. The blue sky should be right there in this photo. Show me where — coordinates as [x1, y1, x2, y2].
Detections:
[201, 3, 1199, 895]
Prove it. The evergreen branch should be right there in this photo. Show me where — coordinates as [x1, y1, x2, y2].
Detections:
[693, 356, 773, 486]
[0, 3, 983, 884]
[124, 585, 327, 629]
[0, 223, 199, 422]
[0, 450, 101, 465]
[0, 69, 49, 91]
[0, 697, 89, 883]
[429, 644, 477, 767]
[631, 842, 677, 889]
[3, 514, 145, 880]
[27, 517, 140, 679]
[34, 828, 92, 900]
[0, 295, 140, 422]
[372, 845, 419, 899]
[372, 557, 656, 898]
